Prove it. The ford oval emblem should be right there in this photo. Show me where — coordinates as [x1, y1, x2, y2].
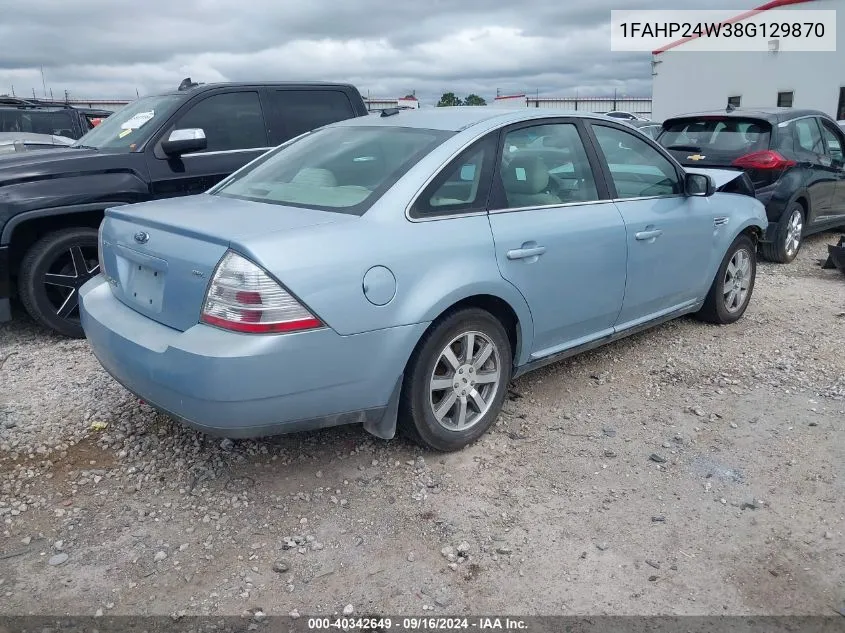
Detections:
[134, 231, 150, 244]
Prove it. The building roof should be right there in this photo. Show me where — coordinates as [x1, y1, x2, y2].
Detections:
[653, 0, 816, 54]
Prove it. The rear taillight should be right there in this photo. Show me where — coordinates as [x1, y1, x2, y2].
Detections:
[200, 251, 322, 334]
[731, 150, 796, 170]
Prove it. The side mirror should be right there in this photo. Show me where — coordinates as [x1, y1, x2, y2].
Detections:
[161, 128, 207, 156]
[685, 172, 715, 197]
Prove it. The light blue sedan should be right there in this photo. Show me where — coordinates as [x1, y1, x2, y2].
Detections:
[80, 108, 767, 452]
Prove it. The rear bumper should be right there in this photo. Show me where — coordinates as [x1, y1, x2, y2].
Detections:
[79, 277, 426, 439]
[0, 245, 10, 323]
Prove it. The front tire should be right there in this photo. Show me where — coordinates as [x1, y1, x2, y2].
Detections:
[398, 308, 512, 452]
[696, 234, 756, 325]
[18, 228, 100, 338]
[761, 203, 803, 263]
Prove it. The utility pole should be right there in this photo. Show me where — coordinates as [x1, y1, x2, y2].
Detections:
[40, 66, 47, 98]
[10, 85, 14, 97]
[612, 88, 617, 111]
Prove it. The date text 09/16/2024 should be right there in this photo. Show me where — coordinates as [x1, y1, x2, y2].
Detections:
[306, 617, 528, 630]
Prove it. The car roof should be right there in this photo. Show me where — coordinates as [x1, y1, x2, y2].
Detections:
[330, 106, 616, 132]
[153, 81, 361, 98]
[664, 107, 828, 124]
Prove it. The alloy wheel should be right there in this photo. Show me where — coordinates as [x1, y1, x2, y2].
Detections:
[428, 330, 502, 431]
[42, 245, 100, 322]
[784, 208, 803, 258]
[723, 247, 752, 313]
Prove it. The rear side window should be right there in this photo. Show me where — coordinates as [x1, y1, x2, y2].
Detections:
[266, 90, 356, 144]
[785, 118, 824, 154]
[659, 117, 771, 159]
[819, 119, 844, 161]
[412, 133, 498, 217]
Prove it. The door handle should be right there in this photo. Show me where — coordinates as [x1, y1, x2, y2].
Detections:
[635, 229, 663, 241]
[507, 246, 546, 260]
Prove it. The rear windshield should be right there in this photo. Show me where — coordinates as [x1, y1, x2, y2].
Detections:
[212, 125, 453, 215]
[658, 117, 771, 157]
[0, 109, 78, 138]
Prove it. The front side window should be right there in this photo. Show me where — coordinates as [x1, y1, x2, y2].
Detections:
[592, 124, 681, 198]
[73, 95, 183, 151]
[212, 125, 452, 215]
[494, 123, 600, 209]
[170, 92, 267, 152]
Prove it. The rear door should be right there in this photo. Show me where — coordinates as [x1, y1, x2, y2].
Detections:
[262, 88, 357, 146]
[817, 117, 845, 223]
[485, 119, 628, 359]
[588, 121, 716, 328]
[781, 116, 835, 222]
[145, 90, 272, 199]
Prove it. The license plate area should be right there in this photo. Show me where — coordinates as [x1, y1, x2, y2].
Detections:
[126, 263, 165, 312]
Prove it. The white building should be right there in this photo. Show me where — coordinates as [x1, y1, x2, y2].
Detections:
[651, 0, 845, 121]
[491, 93, 653, 117]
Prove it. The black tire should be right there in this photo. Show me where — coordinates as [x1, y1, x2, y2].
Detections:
[760, 203, 804, 263]
[398, 308, 513, 452]
[696, 234, 756, 325]
[18, 227, 100, 338]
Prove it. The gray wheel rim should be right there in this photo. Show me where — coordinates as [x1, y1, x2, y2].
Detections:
[723, 247, 752, 313]
[784, 208, 803, 258]
[429, 330, 502, 431]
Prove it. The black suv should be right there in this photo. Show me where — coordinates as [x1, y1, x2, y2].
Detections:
[0, 80, 369, 336]
[657, 108, 845, 263]
[0, 97, 100, 141]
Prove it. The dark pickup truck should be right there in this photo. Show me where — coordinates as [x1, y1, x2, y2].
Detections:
[0, 80, 369, 336]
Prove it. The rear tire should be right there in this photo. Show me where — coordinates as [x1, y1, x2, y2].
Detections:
[398, 308, 512, 452]
[696, 234, 756, 325]
[760, 203, 803, 263]
[18, 228, 100, 338]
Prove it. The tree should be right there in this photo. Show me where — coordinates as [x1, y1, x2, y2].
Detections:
[463, 94, 487, 106]
[437, 92, 462, 107]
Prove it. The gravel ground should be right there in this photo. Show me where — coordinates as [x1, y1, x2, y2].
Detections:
[1, 231, 844, 617]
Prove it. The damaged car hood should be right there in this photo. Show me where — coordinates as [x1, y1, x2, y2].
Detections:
[684, 167, 745, 189]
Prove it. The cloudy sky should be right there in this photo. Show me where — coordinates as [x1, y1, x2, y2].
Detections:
[1, 0, 747, 104]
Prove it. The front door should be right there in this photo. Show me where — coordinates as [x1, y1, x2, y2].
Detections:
[146, 90, 272, 199]
[586, 122, 716, 329]
[486, 120, 628, 359]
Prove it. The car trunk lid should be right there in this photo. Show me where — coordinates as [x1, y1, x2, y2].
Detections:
[99, 193, 351, 331]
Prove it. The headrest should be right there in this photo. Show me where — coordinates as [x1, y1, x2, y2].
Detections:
[501, 155, 549, 194]
[292, 167, 337, 187]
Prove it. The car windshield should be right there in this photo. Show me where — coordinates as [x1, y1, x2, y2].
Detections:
[659, 117, 771, 157]
[212, 125, 454, 215]
[72, 95, 183, 150]
[0, 108, 77, 138]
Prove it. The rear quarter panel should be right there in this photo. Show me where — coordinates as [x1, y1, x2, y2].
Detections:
[235, 212, 534, 355]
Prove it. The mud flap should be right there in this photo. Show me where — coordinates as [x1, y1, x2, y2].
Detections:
[363, 375, 402, 440]
[822, 236, 845, 274]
